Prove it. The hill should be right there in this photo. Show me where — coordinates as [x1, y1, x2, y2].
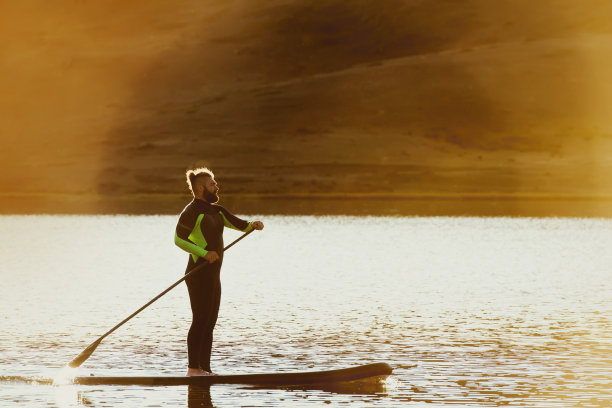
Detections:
[2, 0, 612, 214]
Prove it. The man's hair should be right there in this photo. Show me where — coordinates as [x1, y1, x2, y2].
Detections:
[186, 167, 214, 195]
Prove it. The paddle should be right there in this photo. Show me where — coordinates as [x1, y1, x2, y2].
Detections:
[67, 229, 254, 368]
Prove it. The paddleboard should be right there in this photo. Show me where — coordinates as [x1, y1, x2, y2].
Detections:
[73, 362, 392, 386]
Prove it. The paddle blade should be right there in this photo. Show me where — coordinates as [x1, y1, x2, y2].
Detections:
[68, 339, 102, 368]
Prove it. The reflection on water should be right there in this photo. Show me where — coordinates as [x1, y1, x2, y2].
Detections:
[0, 215, 611, 407]
[185, 381, 389, 408]
[187, 386, 213, 408]
[267, 375, 389, 395]
[54, 385, 88, 408]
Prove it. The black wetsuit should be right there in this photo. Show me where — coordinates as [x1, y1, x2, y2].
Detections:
[174, 198, 252, 371]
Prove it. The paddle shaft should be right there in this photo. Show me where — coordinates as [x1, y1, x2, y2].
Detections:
[68, 229, 253, 367]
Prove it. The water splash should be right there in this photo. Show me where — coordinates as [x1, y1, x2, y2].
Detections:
[52, 366, 79, 386]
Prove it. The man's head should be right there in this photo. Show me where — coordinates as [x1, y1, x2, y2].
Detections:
[186, 167, 219, 203]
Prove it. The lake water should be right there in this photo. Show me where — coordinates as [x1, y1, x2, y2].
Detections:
[0, 215, 611, 407]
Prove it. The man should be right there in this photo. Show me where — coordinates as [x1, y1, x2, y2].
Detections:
[174, 167, 264, 376]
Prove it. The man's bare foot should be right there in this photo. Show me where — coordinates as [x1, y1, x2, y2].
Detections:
[186, 368, 208, 377]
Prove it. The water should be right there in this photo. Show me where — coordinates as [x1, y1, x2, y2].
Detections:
[1, 215, 611, 407]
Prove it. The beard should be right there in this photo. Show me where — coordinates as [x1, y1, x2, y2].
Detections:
[204, 189, 219, 204]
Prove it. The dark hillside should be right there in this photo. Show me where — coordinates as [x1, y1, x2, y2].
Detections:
[1, 1, 612, 213]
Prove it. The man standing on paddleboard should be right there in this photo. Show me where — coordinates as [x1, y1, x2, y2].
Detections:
[174, 167, 264, 376]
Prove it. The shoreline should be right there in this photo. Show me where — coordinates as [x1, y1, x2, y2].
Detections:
[2, 192, 612, 217]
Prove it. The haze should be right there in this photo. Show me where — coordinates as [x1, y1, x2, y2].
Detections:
[2, 1, 612, 214]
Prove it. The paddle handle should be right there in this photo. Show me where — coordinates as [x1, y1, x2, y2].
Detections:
[222, 226, 254, 251]
[99, 228, 254, 341]
[96, 263, 204, 342]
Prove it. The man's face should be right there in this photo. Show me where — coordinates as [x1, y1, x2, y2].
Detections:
[202, 177, 219, 203]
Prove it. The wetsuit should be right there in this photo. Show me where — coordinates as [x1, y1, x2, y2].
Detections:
[174, 198, 253, 371]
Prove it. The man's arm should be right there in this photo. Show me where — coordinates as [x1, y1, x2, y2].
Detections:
[217, 206, 253, 232]
[216, 206, 264, 232]
[174, 211, 209, 260]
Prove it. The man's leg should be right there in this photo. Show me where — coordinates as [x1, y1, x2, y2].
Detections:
[186, 271, 211, 376]
[198, 279, 221, 373]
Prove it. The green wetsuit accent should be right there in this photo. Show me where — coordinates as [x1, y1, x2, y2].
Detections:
[174, 198, 252, 264]
[175, 214, 209, 262]
[175, 212, 213, 263]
